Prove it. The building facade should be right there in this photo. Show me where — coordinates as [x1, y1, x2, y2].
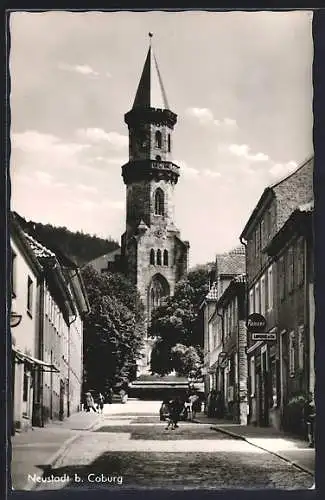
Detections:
[240, 156, 313, 429]
[120, 40, 189, 374]
[202, 247, 246, 403]
[10, 213, 89, 431]
[11, 220, 43, 433]
[215, 275, 248, 424]
[266, 201, 314, 433]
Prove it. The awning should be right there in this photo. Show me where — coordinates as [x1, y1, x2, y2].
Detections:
[12, 347, 60, 372]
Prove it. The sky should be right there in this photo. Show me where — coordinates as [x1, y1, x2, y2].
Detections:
[9, 10, 313, 268]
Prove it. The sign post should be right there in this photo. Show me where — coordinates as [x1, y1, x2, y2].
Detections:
[246, 313, 275, 342]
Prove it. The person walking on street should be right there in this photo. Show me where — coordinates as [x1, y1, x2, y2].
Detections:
[303, 392, 316, 448]
[97, 392, 105, 414]
[85, 392, 98, 413]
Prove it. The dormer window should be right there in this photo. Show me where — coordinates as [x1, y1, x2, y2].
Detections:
[155, 130, 162, 149]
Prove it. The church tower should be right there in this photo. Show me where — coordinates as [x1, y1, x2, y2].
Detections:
[121, 35, 189, 374]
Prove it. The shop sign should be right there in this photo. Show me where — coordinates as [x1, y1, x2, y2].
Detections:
[251, 332, 276, 341]
[247, 313, 267, 333]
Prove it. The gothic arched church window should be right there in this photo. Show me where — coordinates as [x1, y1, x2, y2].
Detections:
[150, 249, 155, 265]
[155, 130, 162, 149]
[154, 188, 164, 216]
[148, 274, 170, 316]
[157, 249, 162, 266]
[168, 134, 171, 153]
[163, 249, 168, 266]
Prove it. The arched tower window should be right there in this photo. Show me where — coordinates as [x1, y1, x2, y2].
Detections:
[154, 188, 164, 216]
[157, 249, 162, 266]
[150, 249, 155, 265]
[155, 130, 162, 149]
[168, 134, 171, 153]
[148, 274, 170, 316]
[163, 249, 169, 266]
[156, 155, 161, 161]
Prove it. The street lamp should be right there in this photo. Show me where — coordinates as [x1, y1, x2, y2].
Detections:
[10, 311, 22, 328]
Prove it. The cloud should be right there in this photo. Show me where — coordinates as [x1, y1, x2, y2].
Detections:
[58, 62, 99, 77]
[76, 128, 128, 149]
[12, 130, 89, 156]
[203, 169, 221, 178]
[186, 107, 237, 128]
[177, 161, 199, 178]
[269, 161, 298, 178]
[76, 183, 98, 194]
[228, 144, 269, 162]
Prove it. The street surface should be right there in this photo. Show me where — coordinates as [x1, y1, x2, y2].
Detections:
[32, 400, 313, 491]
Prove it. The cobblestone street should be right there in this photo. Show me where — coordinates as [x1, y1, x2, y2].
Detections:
[30, 400, 314, 491]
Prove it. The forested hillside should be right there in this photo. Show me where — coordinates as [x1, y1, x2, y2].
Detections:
[13, 212, 119, 267]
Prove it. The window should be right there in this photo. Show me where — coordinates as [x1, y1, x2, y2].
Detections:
[261, 219, 265, 250]
[168, 134, 171, 152]
[254, 282, 260, 313]
[279, 256, 285, 301]
[250, 356, 255, 396]
[298, 325, 304, 370]
[163, 249, 168, 266]
[260, 275, 266, 316]
[255, 225, 260, 257]
[156, 155, 161, 161]
[288, 247, 294, 293]
[27, 276, 33, 314]
[155, 130, 162, 148]
[289, 331, 295, 377]
[156, 249, 162, 266]
[150, 249, 155, 265]
[267, 265, 273, 311]
[297, 238, 305, 286]
[154, 188, 164, 216]
[11, 249, 17, 297]
[249, 289, 254, 315]
[23, 365, 29, 402]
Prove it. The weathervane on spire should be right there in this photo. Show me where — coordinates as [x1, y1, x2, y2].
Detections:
[148, 32, 153, 46]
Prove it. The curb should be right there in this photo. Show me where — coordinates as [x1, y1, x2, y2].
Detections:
[23, 433, 81, 491]
[211, 425, 314, 477]
[24, 416, 102, 491]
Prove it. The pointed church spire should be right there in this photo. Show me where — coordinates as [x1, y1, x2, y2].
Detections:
[132, 34, 170, 110]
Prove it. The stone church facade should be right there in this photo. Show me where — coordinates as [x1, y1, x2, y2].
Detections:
[89, 39, 189, 374]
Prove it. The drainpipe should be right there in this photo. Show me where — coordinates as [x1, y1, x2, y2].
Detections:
[216, 307, 224, 396]
[67, 314, 77, 418]
[240, 236, 249, 421]
[38, 279, 45, 427]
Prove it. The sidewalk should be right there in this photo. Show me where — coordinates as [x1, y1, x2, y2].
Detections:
[10, 410, 102, 491]
[194, 414, 315, 476]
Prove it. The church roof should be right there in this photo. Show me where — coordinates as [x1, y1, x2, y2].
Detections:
[132, 37, 170, 110]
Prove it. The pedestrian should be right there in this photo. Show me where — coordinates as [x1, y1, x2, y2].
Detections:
[97, 392, 105, 414]
[303, 392, 316, 448]
[165, 397, 182, 430]
[119, 385, 128, 404]
[85, 392, 98, 413]
[107, 387, 113, 404]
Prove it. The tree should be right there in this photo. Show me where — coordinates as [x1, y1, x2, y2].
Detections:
[149, 263, 212, 375]
[171, 344, 202, 377]
[81, 266, 145, 391]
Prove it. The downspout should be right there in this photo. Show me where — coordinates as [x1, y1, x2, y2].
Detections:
[240, 236, 249, 420]
[216, 307, 224, 396]
[67, 313, 77, 417]
[38, 279, 45, 427]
